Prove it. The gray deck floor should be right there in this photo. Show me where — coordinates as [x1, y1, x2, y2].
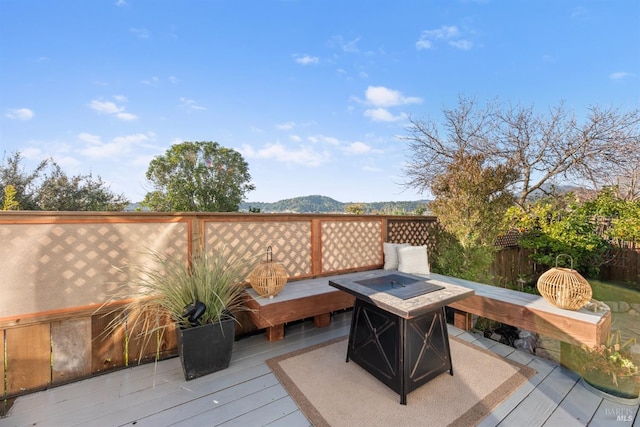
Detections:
[1, 311, 639, 427]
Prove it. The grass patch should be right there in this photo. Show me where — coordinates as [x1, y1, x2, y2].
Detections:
[589, 279, 640, 304]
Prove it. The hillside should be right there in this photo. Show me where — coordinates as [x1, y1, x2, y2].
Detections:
[240, 195, 431, 214]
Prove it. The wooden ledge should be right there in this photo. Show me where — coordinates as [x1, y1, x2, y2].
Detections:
[432, 273, 612, 347]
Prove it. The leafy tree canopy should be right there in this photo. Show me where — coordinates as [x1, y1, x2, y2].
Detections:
[142, 141, 255, 212]
[1, 151, 128, 211]
[0, 151, 48, 210]
[431, 152, 518, 249]
[428, 152, 518, 283]
[37, 164, 129, 211]
[501, 188, 640, 277]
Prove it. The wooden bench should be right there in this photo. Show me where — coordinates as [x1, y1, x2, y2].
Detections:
[432, 273, 612, 348]
[243, 269, 612, 349]
[242, 273, 357, 341]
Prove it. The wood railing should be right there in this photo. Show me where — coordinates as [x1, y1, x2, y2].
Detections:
[0, 212, 439, 399]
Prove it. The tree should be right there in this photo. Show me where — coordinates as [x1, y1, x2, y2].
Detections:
[504, 193, 612, 277]
[1, 151, 128, 211]
[2, 185, 20, 210]
[1, 151, 49, 210]
[345, 203, 364, 214]
[428, 153, 518, 282]
[431, 153, 518, 249]
[403, 96, 640, 210]
[37, 164, 129, 211]
[142, 141, 255, 212]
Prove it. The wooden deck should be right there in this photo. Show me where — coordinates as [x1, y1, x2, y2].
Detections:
[2, 311, 639, 427]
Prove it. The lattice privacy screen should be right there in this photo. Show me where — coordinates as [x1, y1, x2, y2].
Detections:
[321, 220, 382, 272]
[0, 222, 188, 318]
[386, 219, 440, 254]
[205, 221, 312, 277]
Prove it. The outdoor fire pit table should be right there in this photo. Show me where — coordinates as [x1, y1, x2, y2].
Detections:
[329, 270, 475, 405]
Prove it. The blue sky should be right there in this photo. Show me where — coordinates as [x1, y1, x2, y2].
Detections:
[1, 1, 639, 204]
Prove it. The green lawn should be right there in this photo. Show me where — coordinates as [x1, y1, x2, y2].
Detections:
[588, 279, 640, 304]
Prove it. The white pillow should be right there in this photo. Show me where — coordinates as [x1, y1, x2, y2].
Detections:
[383, 242, 410, 270]
[398, 245, 430, 275]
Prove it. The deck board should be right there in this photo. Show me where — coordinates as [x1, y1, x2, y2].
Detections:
[2, 311, 638, 427]
[544, 379, 603, 426]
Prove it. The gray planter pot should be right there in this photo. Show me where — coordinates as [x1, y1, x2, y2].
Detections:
[176, 316, 235, 380]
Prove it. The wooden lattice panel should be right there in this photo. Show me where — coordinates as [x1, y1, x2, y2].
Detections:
[0, 222, 188, 318]
[205, 221, 311, 277]
[386, 219, 440, 253]
[321, 220, 382, 272]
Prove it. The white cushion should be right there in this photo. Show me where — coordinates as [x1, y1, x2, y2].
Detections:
[383, 242, 409, 270]
[398, 245, 430, 275]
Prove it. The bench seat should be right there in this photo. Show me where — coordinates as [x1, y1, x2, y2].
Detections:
[242, 269, 611, 349]
[242, 272, 361, 341]
[429, 273, 612, 348]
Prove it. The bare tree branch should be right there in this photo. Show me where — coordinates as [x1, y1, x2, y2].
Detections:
[402, 97, 640, 209]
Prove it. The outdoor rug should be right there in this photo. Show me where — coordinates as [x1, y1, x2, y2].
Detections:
[267, 336, 536, 427]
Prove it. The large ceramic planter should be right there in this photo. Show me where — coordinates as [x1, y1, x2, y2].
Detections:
[176, 316, 235, 380]
[580, 373, 640, 405]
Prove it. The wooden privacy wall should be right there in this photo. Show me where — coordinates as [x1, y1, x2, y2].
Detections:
[386, 218, 441, 252]
[321, 219, 382, 272]
[601, 246, 640, 283]
[0, 219, 189, 318]
[204, 218, 312, 277]
[0, 212, 438, 399]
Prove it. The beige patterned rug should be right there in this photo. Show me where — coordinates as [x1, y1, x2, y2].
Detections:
[267, 336, 536, 427]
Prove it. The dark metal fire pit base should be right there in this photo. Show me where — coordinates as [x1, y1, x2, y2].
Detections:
[346, 298, 452, 405]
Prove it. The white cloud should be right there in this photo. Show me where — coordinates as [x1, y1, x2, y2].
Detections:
[344, 141, 371, 154]
[330, 35, 362, 53]
[295, 55, 319, 65]
[115, 0, 128, 6]
[416, 39, 433, 50]
[141, 76, 160, 85]
[88, 98, 138, 121]
[20, 147, 43, 159]
[365, 86, 422, 107]
[77, 132, 153, 159]
[113, 94, 128, 102]
[116, 112, 137, 121]
[276, 121, 296, 130]
[55, 155, 81, 167]
[77, 132, 102, 144]
[290, 135, 302, 142]
[449, 39, 473, 50]
[241, 142, 330, 167]
[5, 108, 34, 121]
[416, 25, 473, 51]
[364, 108, 405, 122]
[610, 71, 633, 80]
[179, 97, 206, 111]
[130, 28, 149, 39]
[89, 100, 121, 115]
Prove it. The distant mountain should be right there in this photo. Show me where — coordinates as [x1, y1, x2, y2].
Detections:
[125, 195, 432, 214]
[240, 195, 432, 214]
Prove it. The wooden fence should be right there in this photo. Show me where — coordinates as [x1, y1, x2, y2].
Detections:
[490, 246, 640, 286]
[0, 212, 439, 400]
